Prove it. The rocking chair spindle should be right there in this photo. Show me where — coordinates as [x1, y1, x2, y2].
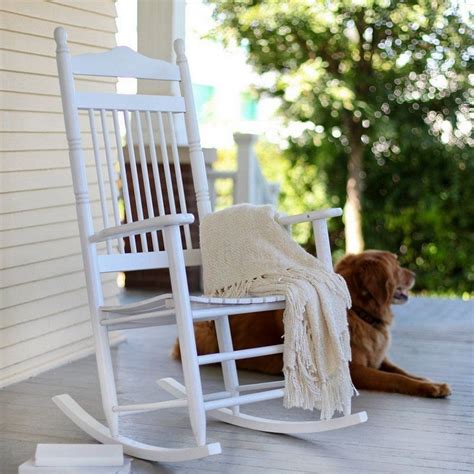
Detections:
[53, 27, 367, 463]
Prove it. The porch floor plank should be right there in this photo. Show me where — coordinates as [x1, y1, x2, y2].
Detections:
[1, 294, 473, 473]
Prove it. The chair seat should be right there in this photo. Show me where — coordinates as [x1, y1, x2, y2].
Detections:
[190, 298, 286, 321]
[100, 297, 286, 330]
[101, 293, 173, 315]
[190, 294, 285, 305]
[101, 293, 286, 315]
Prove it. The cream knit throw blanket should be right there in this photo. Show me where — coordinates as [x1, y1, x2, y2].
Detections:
[200, 204, 355, 420]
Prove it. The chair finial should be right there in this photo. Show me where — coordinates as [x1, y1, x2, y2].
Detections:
[54, 27, 68, 48]
[174, 39, 185, 57]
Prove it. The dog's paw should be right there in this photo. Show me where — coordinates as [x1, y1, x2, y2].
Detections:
[423, 382, 452, 398]
[436, 383, 452, 398]
[170, 339, 181, 360]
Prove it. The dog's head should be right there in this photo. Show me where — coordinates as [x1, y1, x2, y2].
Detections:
[335, 251, 416, 314]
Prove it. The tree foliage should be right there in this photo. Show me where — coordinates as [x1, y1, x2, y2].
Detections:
[207, 0, 473, 295]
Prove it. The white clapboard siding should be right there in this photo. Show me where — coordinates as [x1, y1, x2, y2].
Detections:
[1, 110, 111, 133]
[0, 307, 98, 348]
[1, 200, 109, 230]
[1, 71, 115, 96]
[1, 50, 115, 83]
[2, 232, 116, 271]
[1, 279, 118, 345]
[0, 91, 118, 116]
[0, 0, 122, 387]
[0, 165, 109, 193]
[0, 92, 117, 118]
[0, 132, 115, 152]
[0, 133, 73, 152]
[48, 0, 117, 17]
[1, 254, 83, 290]
[1, 217, 115, 257]
[0, 275, 116, 329]
[1, 272, 90, 310]
[0, 181, 110, 214]
[0, 330, 124, 389]
[0, 321, 95, 369]
[0, 214, 115, 248]
[0, 11, 116, 49]
[1, 91, 67, 114]
[1, 148, 98, 172]
[0, 221, 82, 249]
[0, 1, 117, 33]
[0, 48, 116, 91]
[0, 30, 109, 57]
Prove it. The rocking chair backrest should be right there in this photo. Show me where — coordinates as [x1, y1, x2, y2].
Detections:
[54, 28, 211, 273]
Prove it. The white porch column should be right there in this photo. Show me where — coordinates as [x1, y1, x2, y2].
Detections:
[234, 133, 258, 204]
[137, 0, 187, 144]
[137, 0, 185, 93]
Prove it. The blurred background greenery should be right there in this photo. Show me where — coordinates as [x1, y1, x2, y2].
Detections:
[207, 0, 473, 297]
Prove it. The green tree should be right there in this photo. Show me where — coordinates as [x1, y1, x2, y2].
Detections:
[207, 0, 472, 256]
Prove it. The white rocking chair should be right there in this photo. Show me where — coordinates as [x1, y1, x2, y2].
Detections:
[53, 27, 367, 463]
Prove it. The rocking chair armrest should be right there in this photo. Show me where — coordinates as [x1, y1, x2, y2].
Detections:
[276, 208, 342, 226]
[89, 214, 195, 243]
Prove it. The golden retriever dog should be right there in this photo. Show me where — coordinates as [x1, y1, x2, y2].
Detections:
[172, 250, 451, 398]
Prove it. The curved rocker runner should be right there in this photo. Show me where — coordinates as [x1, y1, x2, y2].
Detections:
[158, 378, 368, 434]
[53, 394, 221, 462]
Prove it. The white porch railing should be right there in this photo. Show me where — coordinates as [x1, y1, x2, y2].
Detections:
[208, 133, 280, 209]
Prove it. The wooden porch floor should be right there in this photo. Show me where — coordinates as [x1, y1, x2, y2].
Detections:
[1, 294, 473, 473]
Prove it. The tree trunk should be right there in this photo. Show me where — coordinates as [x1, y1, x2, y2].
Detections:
[344, 142, 365, 254]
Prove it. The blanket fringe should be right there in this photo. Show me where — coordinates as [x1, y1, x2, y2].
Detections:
[211, 271, 356, 419]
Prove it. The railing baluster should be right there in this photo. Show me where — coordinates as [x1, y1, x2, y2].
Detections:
[112, 109, 136, 253]
[100, 109, 124, 253]
[167, 112, 192, 249]
[88, 108, 111, 254]
[134, 110, 159, 252]
[123, 110, 148, 252]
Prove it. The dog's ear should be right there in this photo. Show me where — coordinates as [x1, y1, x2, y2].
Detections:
[334, 254, 358, 275]
[357, 259, 395, 307]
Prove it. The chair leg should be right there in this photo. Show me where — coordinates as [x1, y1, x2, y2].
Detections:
[83, 244, 120, 437]
[89, 308, 120, 437]
[163, 226, 207, 446]
[215, 316, 240, 415]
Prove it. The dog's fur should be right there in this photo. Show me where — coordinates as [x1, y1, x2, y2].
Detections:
[172, 250, 451, 398]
